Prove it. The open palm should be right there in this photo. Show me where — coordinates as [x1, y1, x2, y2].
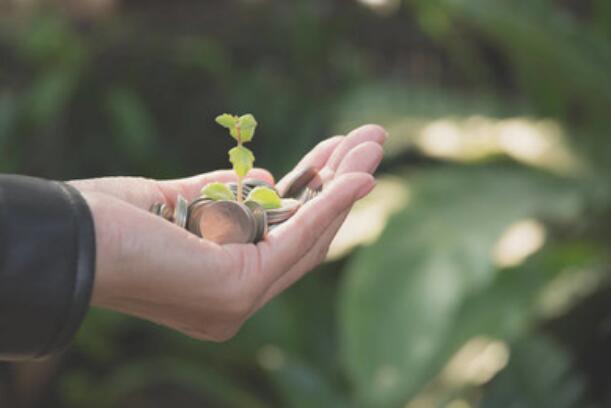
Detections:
[70, 124, 386, 341]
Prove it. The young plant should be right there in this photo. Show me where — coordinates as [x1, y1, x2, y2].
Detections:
[204, 113, 281, 209]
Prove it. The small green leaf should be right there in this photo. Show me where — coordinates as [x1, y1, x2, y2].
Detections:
[237, 113, 257, 143]
[215, 113, 238, 129]
[230, 127, 240, 141]
[201, 182, 236, 201]
[247, 186, 282, 209]
[229, 146, 255, 178]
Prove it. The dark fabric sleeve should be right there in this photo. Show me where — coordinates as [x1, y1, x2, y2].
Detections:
[0, 175, 96, 361]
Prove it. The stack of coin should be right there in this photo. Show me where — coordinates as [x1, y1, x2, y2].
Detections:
[279, 166, 323, 200]
[265, 198, 302, 224]
[149, 166, 322, 245]
[227, 178, 278, 201]
[149, 202, 174, 222]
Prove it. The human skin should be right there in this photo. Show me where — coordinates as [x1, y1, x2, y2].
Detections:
[69, 124, 387, 342]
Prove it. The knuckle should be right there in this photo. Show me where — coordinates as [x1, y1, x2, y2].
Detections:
[315, 243, 330, 264]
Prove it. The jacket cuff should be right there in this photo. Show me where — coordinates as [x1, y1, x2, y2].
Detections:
[0, 175, 96, 360]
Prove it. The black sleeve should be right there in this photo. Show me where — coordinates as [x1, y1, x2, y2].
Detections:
[0, 175, 96, 361]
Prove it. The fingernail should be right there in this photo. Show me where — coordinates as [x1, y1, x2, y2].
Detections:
[365, 146, 384, 174]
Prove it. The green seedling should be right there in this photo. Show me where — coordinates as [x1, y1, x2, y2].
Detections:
[202, 113, 281, 209]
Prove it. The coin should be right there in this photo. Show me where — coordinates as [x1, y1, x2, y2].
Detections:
[244, 178, 276, 190]
[192, 200, 256, 245]
[280, 166, 321, 199]
[174, 195, 189, 229]
[190, 197, 213, 209]
[187, 198, 213, 236]
[244, 200, 268, 242]
[226, 182, 253, 201]
[266, 198, 302, 224]
[160, 204, 174, 221]
[227, 179, 279, 201]
[150, 202, 163, 215]
[150, 202, 174, 221]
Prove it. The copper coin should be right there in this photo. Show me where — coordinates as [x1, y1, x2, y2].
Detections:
[195, 201, 256, 245]
[244, 200, 268, 242]
[280, 166, 321, 198]
[187, 198, 213, 236]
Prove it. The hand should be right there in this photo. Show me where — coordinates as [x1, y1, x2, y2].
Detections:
[70, 124, 387, 341]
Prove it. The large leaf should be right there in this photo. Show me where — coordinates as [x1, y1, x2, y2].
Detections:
[264, 356, 349, 408]
[339, 165, 585, 407]
[481, 335, 593, 408]
[409, 0, 611, 172]
[60, 357, 267, 408]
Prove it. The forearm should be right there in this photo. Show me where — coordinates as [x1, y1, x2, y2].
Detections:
[0, 175, 96, 361]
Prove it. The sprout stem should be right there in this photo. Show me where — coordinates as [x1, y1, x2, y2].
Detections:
[237, 177, 244, 203]
[236, 130, 244, 203]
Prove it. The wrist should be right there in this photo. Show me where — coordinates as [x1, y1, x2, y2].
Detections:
[79, 191, 120, 309]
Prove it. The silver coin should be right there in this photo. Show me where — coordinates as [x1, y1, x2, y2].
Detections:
[280, 166, 321, 198]
[226, 182, 253, 201]
[266, 198, 302, 224]
[244, 178, 276, 191]
[174, 195, 189, 229]
[298, 186, 321, 203]
[227, 180, 279, 201]
[150, 202, 174, 221]
[150, 202, 163, 215]
[189, 197, 213, 209]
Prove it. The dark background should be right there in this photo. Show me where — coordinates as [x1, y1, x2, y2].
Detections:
[2, 0, 611, 407]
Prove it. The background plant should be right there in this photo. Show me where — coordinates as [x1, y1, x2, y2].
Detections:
[1, 1, 611, 407]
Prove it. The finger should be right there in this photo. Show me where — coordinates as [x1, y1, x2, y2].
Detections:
[254, 172, 375, 286]
[336, 141, 384, 175]
[316, 125, 387, 184]
[276, 136, 343, 193]
[70, 168, 274, 211]
[325, 124, 387, 172]
[253, 142, 383, 306]
[253, 208, 349, 310]
[163, 168, 275, 190]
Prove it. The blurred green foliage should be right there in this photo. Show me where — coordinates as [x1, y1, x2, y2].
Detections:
[2, 1, 611, 407]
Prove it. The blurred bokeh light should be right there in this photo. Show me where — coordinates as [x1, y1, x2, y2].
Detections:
[2, 1, 611, 407]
